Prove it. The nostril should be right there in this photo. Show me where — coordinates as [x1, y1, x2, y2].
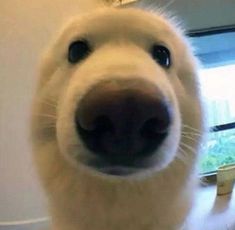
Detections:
[141, 117, 169, 139]
[76, 115, 114, 138]
[75, 115, 114, 156]
[140, 95, 171, 140]
[90, 116, 114, 134]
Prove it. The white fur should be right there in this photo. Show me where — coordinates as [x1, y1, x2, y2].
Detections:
[32, 5, 204, 230]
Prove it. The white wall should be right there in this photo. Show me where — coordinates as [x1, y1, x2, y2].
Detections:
[0, 0, 235, 224]
[0, 0, 95, 222]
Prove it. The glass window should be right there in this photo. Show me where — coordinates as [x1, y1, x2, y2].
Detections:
[199, 65, 235, 127]
[200, 129, 235, 174]
[190, 31, 235, 174]
[199, 64, 235, 173]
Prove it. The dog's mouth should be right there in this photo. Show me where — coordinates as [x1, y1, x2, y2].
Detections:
[94, 164, 139, 176]
[86, 159, 146, 176]
[83, 154, 152, 176]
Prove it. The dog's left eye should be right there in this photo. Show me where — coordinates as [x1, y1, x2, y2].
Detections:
[150, 45, 171, 68]
[68, 40, 91, 64]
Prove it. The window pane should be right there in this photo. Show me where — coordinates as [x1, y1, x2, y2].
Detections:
[200, 129, 235, 174]
[198, 64, 235, 173]
[199, 64, 235, 127]
[190, 32, 235, 174]
[191, 32, 235, 67]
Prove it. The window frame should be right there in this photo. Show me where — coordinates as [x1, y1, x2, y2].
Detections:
[188, 26, 235, 180]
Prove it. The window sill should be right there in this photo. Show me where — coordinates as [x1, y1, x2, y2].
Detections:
[187, 184, 235, 230]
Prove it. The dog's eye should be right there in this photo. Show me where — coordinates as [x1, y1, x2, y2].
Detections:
[68, 40, 91, 63]
[150, 45, 171, 68]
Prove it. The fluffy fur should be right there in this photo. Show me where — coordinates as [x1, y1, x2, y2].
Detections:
[32, 4, 204, 230]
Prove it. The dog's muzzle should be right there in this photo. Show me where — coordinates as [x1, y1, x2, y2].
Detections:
[75, 79, 172, 176]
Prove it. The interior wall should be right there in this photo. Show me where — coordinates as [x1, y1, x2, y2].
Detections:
[0, 0, 97, 221]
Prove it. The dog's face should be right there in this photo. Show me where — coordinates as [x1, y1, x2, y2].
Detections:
[33, 7, 203, 179]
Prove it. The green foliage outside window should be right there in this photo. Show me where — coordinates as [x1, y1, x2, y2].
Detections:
[200, 129, 235, 174]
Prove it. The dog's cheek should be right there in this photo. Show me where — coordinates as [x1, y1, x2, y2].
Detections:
[56, 81, 90, 167]
[176, 51, 200, 97]
[57, 92, 76, 154]
[171, 73, 204, 164]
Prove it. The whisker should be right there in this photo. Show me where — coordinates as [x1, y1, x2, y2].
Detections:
[40, 100, 57, 108]
[182, 124, 202, 134]
[40, 124, 56, 128]
[181, 131, 203, 137]
[45, 96, 57, 103]
[177, 147, 189, 164]
[33, 114, 57, 119]
[181, 134, 197, 142]
[180, 142, 197, 155]
[35, 124, 57, 136]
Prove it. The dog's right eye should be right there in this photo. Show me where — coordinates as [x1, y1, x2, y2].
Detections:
[68, 40, 91, 64]
[150, 45, 171, 68]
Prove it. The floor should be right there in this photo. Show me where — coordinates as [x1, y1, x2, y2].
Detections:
[0, 185, 234, 230]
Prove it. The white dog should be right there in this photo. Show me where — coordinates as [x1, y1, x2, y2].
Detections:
[32, 3, 204, 230]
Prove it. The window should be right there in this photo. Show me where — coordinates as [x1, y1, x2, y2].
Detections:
[190, 31, 235, 174]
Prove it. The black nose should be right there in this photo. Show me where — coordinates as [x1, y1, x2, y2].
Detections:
[75, 80, 171, 164]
